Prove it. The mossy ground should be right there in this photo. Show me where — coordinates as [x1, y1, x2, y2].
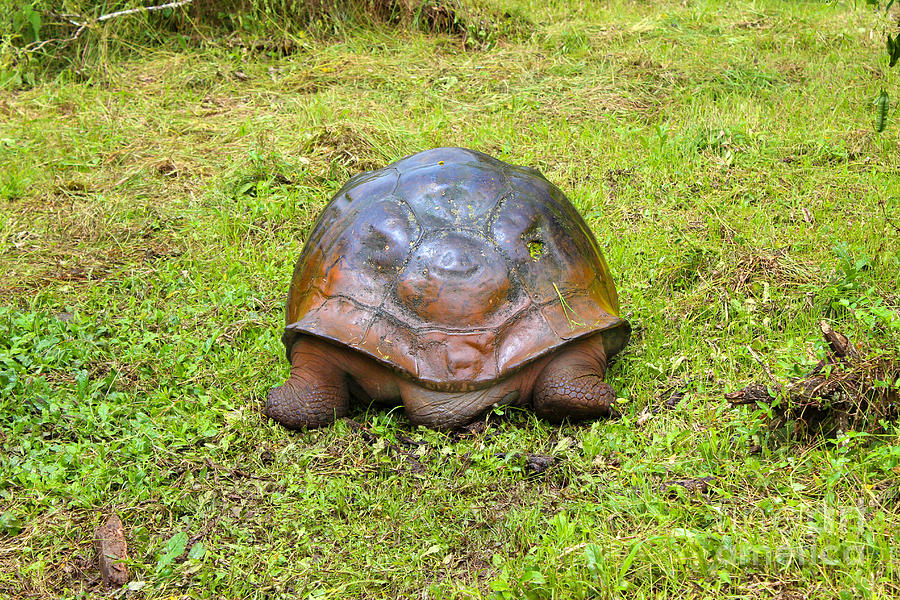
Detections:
[1, 0, 900, 598]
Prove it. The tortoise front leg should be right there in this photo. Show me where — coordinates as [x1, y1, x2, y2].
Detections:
[532, 334, 618, 422]
[265, 336, 350, 429]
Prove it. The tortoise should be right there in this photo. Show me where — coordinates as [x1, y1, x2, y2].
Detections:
[266, 147, 630, 430]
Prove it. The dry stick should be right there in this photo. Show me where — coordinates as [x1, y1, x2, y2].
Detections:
[25, 0, 195, 52]
[746, 345, 779, 386]
[24, 24, 87, 53]
[46, 12, 86, 26]
[94, 0, 195, 23]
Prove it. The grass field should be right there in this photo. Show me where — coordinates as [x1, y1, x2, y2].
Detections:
[2, 0, 900, 597]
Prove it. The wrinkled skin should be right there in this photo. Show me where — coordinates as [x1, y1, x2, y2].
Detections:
[266, 332, 617, 430]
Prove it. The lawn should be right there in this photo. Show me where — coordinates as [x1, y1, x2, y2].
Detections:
[1, 0, 899, 597]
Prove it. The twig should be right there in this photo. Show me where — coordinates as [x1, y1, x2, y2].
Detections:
[24, 0, 194, 53]
[95, 0, 195, 23]
[47, 12, 85, 26]
[747, 345, 778, 385]
[24, 24, 87, 53]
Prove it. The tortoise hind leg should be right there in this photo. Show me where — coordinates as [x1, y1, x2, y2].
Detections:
[532, 334, 618, 422]
[265, 336, 350, 429]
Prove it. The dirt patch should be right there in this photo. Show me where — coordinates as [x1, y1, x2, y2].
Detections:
[0, 193, 186, 300]
[301, 124, 384, 173]
[724, 249, 822, 295]
[603, 167, 637, 205]
[1, 238, 182, 300]
[657, 476, 716, 497]
[733, 18, 773, 30]
[776, 61, 807, 85]
[782, 130, 877, 166]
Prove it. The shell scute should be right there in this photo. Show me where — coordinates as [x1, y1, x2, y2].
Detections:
[415, 330, 498, 383]
[394, 160, 508, 229]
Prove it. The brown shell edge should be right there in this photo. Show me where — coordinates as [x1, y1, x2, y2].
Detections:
[281, 302, 630, 392]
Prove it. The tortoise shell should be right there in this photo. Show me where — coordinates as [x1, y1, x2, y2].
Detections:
[283, 147, 629, 390]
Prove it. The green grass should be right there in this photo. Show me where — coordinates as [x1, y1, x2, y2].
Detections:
[2, 0, 900, 597]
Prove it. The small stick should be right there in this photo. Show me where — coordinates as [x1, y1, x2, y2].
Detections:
[747, 345, 778, 385]
[95, 0, 195, 23]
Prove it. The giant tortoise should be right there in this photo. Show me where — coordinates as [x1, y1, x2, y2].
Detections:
[266, 147, 630, 430]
